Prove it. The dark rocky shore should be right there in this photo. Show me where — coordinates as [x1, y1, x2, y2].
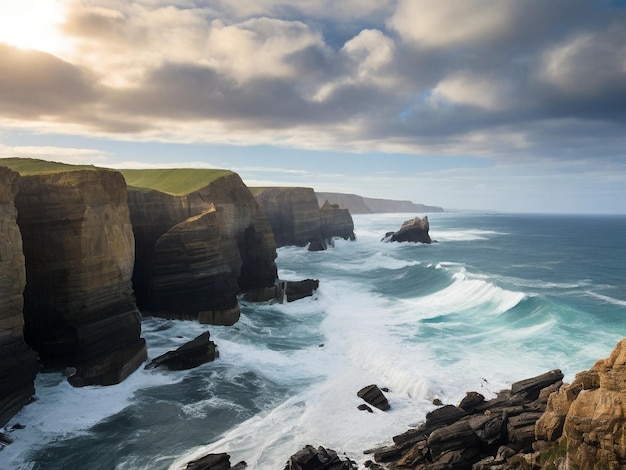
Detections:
[181, 338, 626, 469]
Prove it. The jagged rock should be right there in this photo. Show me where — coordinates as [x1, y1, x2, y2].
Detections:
[0, 166, 38, 426]
[284, 445, 357, 470]
[459, 391, 485, 413]
[184, 452, 247, 470]
[428, 420, 482, 460]
[285, 279, 320, 302]
[556, 339, 626, 469]
[373, 371, 561, 469]
[14, 169, 146, 387]
[383, 216, 432, 244]
[357, 385, 390, 411]
[510, 369, 563, 401]
[145, 332, 217, 371]
[126, 171, 278, 323]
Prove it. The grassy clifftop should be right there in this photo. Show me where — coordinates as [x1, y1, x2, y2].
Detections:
[0, 158, 232, 196]
[0, 158, 98, 175]
[119, 169, 232, 196]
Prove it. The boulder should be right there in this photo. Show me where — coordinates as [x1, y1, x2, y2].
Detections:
[285, 279, 320, 303]
[14, 169, 146, 386]
[357, 385, 390, 411]
[383, 216, 432, 244]
[0, 166, 38, 426]
[285, 445, 357, 470]
[185, 452, 247, 470]
[145, 332, 217, 371]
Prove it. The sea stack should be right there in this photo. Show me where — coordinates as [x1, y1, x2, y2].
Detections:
[14, 169, 147, 387]
[0, 166, 38, 426]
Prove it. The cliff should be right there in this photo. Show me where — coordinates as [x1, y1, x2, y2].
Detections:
[13, 168, 146, 387]
[252, 187, 355, 248]
[315, 192, 444, 214]
[123, 170, 277, 325]
[536, 338, 626, 469]
[0, 167, 38, 427]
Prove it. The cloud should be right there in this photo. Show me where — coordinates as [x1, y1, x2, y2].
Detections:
[0, 0, 625, 165]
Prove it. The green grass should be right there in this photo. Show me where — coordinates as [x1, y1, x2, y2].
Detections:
[119, 169, 232, 196]
[0, 158, 232, 195]
[0, 157, 98, 175]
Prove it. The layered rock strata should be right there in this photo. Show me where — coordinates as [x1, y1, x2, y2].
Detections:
[252, 188, 355, 249]
[126, 172, 277, 325]
[536, 338, 626, 469]
[15, 169, 146, 386]
[0, 167, 38, 426]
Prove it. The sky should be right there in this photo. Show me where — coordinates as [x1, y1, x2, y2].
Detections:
[0, 0, 625, 213]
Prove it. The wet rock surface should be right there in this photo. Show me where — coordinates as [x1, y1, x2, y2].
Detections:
[145, 331, 217, 371]
[383, 216, 432, 244]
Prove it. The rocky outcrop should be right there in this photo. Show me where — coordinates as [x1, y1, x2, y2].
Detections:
[14, 169, 146, 387]
[252, 188, 355, 249]
[315, 192, 444, 214]
[0, 167, 38, 426]
[125, 172, 277, 325]
[357, 385, 390, 412]
[185, 453, 247, 470]
[285, 445, 357, 470]
[536, 338, 626, 469]
[383, 216, 432, 244]
[145, 332, 217, 371]
[367, 370, 563, 469]
[318, 201, 355, 245]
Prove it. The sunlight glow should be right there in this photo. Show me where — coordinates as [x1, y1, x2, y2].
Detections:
[0, 0, 67, 55]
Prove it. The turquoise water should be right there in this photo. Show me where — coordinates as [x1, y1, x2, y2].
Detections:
[4, 213, 626, 469]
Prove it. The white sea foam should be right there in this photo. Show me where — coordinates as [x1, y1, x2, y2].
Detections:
[584, 291, 626, 307]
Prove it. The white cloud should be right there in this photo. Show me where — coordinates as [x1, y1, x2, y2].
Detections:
[430, 72, 513, 111]
[388, 0, 516, 48]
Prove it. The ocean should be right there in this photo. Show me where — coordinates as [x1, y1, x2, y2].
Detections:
[3, 212, 626, 469]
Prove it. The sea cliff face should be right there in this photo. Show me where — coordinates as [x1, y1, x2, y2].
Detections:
[252, 187, 355, 248]
[0, 167, 38, 427]
[126, 172, 277, 325]
[315, 191, 444, 214]
[14, 169, 146, 387]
